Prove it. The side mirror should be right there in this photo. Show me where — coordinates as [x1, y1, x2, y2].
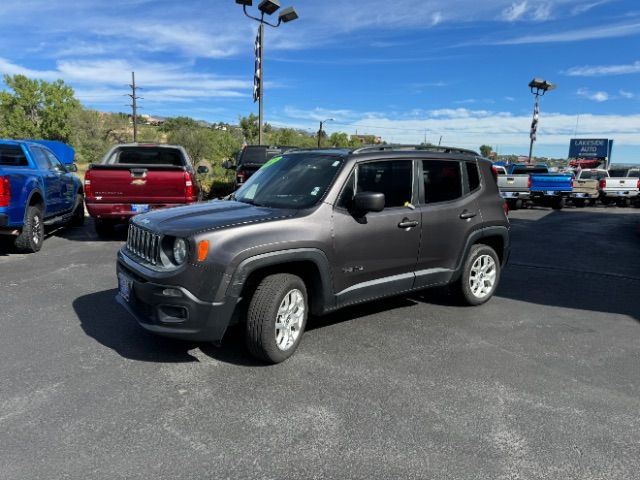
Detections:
[352, 192, 385, 213]
[67, 163, 78, 173]
[222, 160, 235, 170]
[197, 165, 209, 175]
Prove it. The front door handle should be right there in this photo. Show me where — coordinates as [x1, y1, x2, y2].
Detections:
[460, 210, 477, 220]
[398, 218, 419, 229]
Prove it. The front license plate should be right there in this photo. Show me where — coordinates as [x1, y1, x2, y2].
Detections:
[118, 273, 133, 302]
[132, 204, 150, 213]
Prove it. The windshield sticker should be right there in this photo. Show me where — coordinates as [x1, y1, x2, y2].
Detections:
[311, 187, 320, 196]
[262, 155, 283, 169]
[332, 161, 340, 167]
[244, 184, 258, 199]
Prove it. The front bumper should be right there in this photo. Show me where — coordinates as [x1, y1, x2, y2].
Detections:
[116, 254, 238, 342]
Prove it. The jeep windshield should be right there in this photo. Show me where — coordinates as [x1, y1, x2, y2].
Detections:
[233, 153, 344, 209]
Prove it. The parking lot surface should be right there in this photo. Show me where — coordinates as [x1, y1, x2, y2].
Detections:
[1, 207, 639, 479]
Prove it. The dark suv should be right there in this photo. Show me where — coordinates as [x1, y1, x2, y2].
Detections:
[224, 145, 296, 188]
[116, 146, 510, 363]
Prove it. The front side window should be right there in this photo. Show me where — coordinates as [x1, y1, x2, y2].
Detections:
[355, 160, 413, 208]
[44, 150, 67, 173]
[234, 153, 344, 209]
[423, 160, 463, 203]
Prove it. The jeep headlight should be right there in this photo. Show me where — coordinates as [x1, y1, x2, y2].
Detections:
[173, 238, 188, 265]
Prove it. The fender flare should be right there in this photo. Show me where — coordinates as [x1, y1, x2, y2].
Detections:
[220, 248, 335, 311]
[450, 226, 510, 282]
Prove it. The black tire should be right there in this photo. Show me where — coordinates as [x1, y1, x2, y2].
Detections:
[451, 244, 501, 306]
[617, 198, 629, 208]
[574, 199, 585, 208]
[587, 199, 596, 207]
[600, 196, 612, 206]
[94, 219, 114, 237]
[551, 197, 565, 210]
[69, 195, 85, 227]
[15, 205, 44, 253]
[245, 273, 308, 363]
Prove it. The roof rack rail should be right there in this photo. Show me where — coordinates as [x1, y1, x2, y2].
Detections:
[351, 144, 479, 156]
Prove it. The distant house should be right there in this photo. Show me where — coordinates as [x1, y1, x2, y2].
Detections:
[350, 134, 382, 145]
[140, 114, 166, 126]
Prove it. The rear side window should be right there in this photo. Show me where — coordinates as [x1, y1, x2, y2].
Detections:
[423, 160, 462, 203]
[357, 160, 413, 208]
[0, 145, 28, 166]
[107, 147, 184, 166]
[31, 147, 52, 170]
[466, 161, 481, 192]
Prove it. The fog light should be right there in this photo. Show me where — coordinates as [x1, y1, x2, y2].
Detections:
[162, 288, 182, 297]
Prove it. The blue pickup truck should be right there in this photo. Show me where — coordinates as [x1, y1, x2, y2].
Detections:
[528, 168, 573, 210]
[0, 140, 84, 252]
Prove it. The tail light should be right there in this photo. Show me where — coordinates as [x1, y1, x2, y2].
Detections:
[0, 176, 10, 207]
[490, 166, 498, 183]
[502, 200, 509, 216]
[527, 176, 532, 189]
[84, 169, 93, 198]
[637, 178, 640, 189]
[237, 169, 246, 185]
[599, 178, 606, 189]
[184, 172, 194, 200]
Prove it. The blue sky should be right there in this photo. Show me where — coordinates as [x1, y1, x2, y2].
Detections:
[0, 0, 639, 161]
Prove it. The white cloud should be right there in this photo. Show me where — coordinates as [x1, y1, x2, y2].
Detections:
[619, 90, 635, 99]
[501, 2, 529, 22]
[577, 88, 609, 102]
[563, 60, 640, 76]
[532, 4, 553, 22]
[495, 21, 640, 44]
[571, 0, 612, 16]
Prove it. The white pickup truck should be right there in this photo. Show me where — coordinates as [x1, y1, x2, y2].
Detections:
[599, 166, 640, 207]
[497, 164, 549, 210]
[571, 169, 609, 207]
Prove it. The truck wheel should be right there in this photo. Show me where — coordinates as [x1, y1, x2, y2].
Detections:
[600, 197, 612, 206]
[551, 197, 565, 210]
[94, 219, 114, 237]
[574, 199, 585, 208]
[587, 199, 596, 207]
[246, 273, 308, 363]
[15, 205, 45, 253]
[69, 195, 85, 227]
[452, 244, 501, 306]
[617, 198, 629, 208]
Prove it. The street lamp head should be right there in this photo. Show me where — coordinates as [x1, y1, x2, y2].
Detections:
[528, 78, 556, 94]
[278, 6, 299, 23]
[235, 0, 253, 6]
[258, 0, 280, 15]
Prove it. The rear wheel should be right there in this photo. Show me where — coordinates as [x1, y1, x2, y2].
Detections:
[551, 197, 565, 210]
[15, 205, 44, 253]
[573, 199, 585, 208]
[245, 273, 308, 363]
[617, 198, 630, 208]
[600, 196, 612, 206]
[452, 244, 501, 306]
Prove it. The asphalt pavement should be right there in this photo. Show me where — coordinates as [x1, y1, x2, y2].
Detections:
[1, 206, 639, 479]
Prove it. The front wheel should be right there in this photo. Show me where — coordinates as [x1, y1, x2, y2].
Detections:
[15, 205, 45, 253]
[452, 244, 501, 306]
[69, 195, 85, 227]
[551, 197, 565, 210]
[246, 273, 308, 363]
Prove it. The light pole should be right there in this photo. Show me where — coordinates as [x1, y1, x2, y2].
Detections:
[527, 78, 556, 164]
[318, 118, 333, 148]
[236, 0, 299, 145]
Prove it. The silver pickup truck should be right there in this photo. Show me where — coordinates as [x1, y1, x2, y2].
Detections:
[600, 166, 640, 207]
[497, 164, 549, 209]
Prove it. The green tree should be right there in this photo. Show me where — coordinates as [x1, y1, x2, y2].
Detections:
[70, 109, 129, 163]
[160, 116, 200, 133]
[328, 132, 350, 147]
[239, 114, 260, 144]
[479, 144, 493, 158]
[0, 75, 80, 142]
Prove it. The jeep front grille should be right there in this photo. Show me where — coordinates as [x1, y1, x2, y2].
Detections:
[127, 225, 161, 266]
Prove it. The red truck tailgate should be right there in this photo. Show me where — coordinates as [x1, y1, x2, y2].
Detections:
[87, 166, 189, 203]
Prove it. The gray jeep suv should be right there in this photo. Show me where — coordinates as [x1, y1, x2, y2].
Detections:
[116, 145, 510, 363]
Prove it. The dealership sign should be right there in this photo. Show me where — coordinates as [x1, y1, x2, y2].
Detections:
[568, 138, 613, 159]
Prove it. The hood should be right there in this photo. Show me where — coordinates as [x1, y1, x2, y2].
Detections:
[132, 200, 298, 237]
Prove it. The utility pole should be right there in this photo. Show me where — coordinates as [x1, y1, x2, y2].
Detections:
[127, 72, 143, 143]
[318, 118, 333, 148]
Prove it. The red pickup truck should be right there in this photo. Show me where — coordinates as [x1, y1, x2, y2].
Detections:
[85, 144, 207, 235]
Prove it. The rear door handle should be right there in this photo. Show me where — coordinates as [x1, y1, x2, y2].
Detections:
[398, 219, 419, 229]
[460, 210, 477, 220]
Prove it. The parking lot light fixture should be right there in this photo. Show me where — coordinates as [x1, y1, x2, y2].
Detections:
[527, 77, 556, 164]
[258, 0, 280, 15]
[318, 118, 333, 148]
[236, 0, 299, 145]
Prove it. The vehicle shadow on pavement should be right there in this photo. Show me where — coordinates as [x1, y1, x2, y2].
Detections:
[73, 289, 206, 363]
